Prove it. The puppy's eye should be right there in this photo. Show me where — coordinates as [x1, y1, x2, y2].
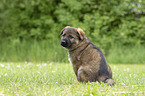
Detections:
[62, 34, 66, 37]
[69, 35, 74, 39]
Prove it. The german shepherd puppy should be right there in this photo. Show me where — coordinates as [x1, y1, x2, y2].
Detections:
[60, 26, 115, 85]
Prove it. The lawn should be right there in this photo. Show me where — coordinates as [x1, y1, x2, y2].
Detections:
[0, 62, 145, 95]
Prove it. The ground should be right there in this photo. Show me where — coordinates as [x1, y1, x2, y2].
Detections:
[0, 62, 145, 95]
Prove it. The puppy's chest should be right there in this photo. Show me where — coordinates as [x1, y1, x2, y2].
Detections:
[68, 52, 80, 65]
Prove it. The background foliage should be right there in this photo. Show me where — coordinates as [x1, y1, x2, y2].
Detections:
[0, 0, 145, 63]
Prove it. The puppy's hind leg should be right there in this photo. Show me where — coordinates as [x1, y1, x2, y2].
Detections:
[77, 67, 97, 82]
[104, 78, 115, 86]
[77, 68, 96, 82]
[77, 69, 88, 82]
[98, 76, 115, 85]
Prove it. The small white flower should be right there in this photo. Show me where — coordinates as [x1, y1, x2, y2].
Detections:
[36, 64, 42, 68]
[37, 64, 40, 67]
[4, 73, 7, 76]
[52, 71, 55, 73]
[49, 62, 53, 65]
[28, 62, 32, 64]
[17, 65, 21, 68]
[0, 64, 4, 67]
[43, 63, 47, 66]
[90, 94, 93, 96]
[113, 66, 116, 68]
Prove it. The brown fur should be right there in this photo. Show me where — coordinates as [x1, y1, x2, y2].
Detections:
[60, 26, 115, 85]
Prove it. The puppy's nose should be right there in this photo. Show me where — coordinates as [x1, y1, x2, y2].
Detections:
[61, 39, 68, 47]
[61, 39, 66, 44]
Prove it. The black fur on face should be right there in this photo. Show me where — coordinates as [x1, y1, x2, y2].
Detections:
[60, 38, 72, 47]
[60, 28, 80, 49]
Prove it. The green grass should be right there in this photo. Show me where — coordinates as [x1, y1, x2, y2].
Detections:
[0, 40, 145, 64]
[0, 62, 145, 95]
[0, 40, 68, 62]
[107, 45, 145, 64]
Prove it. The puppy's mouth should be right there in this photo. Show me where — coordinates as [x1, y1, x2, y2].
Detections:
[60, 39, 72, 47]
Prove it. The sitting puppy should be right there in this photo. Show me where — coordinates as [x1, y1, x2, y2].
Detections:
[60, 26, 115, 85]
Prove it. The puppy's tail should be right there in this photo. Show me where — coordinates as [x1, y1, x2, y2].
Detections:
[105, 78, 115, 86]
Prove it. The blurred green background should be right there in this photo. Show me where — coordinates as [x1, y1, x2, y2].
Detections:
[0, 0, 145, 64]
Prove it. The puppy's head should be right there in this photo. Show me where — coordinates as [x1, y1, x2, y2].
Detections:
[59, 26, 85, 49]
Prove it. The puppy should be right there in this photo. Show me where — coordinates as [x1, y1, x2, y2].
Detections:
[60, 26, 115, 85]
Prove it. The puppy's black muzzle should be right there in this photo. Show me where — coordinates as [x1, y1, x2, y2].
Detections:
[60, 39, 72, 47]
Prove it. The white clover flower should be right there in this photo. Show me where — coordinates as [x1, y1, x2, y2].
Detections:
[37, 64, 40, 67]
[0, 64, 4, 67]
[17, 65, 21, 68]
[52, 71, 55, 73]
[4, 73, 7, 76]
[43, 63, 47, 66]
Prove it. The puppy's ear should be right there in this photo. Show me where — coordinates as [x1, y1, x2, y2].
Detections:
[77, 28, 85, 40]
[59, 26, 71, 36]
[59, 29, 65, 36]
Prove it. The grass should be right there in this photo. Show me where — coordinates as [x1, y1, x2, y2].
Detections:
[107, 45, 145, 64]
[0, 40, 145, 64]
[0, 40, 68, 62]
[0, 62, 145, 95]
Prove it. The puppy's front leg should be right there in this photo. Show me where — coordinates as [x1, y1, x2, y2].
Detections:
[77, 67, 96, 82]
